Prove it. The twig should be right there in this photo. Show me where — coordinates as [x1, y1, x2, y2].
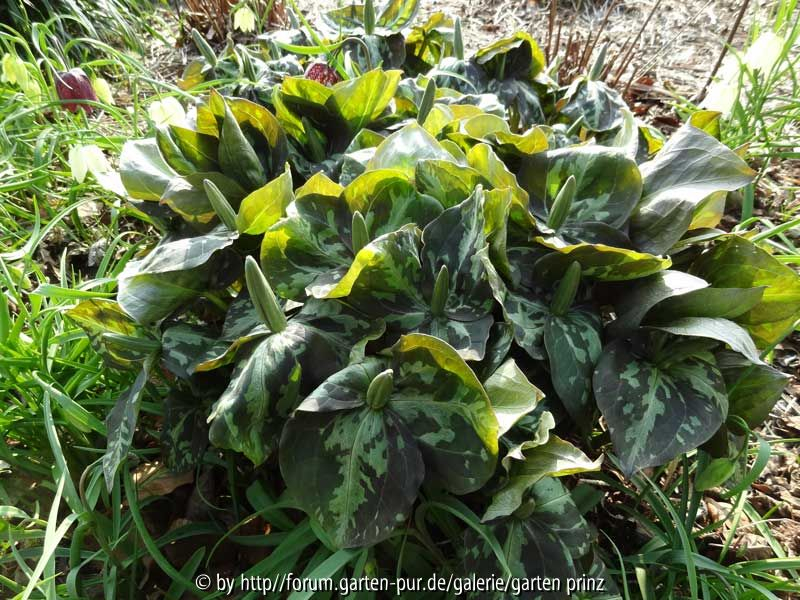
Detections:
[546, 0, 558, 64]
[579, 0, 619, 72]
[696, 0, 752, 102]
[612, 0, 663, 85]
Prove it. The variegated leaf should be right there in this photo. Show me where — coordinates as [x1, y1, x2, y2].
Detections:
[66, 299, 158, 370]
[327, 191, 499, 360]
[390, 334, 499, 493]
[519, 145, 642, 229]
[532, 241, 672, 282]
[483, 436, 602, 522]
[104, 364, 150, 491]
[262, 170, 441, 300]
[118, 227, 238, 324]
[281, 334, 498, 547]
[561, 78, 627, 132]
[593, 339, 728, 475]
[208, 299, 380, 465]
[161, 390, 208, 472]
[544, 307, 602, 427]
[465, 478, 595, 597]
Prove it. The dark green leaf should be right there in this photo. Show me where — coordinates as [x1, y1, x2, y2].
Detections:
[717, 351, 788, 428]
[630, 125, 755, 254]
[690, 235, 800, 348]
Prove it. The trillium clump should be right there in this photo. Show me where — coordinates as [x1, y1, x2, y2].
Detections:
[68, 0, 800, 590]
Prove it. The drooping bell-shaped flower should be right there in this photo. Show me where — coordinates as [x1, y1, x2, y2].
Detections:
[55, 68, 97, 114]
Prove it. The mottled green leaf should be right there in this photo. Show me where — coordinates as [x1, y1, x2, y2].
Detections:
[466, 478, 595, 597]
[327, 191, 498, 359]
[561, 78, 627, 132]
[281, 333, 498, 547]
[160, 324, 229, 379]
[282, 404, 423, 548]
[593, 339, 728, 474]
[104, 364, 149, 491]
[66, 299, 158, 370]
[342, 169, 443, 237]
[208, 300, 378, 465]
[544, 307, 602, 426]
[118, 227, 238, 324]
[161, 390, 208, 472]
[519, 145, 642, 228]
[630, 125, 755, 254]
[533, 241, 672, 282]
[389, 333, 499, 492]
[483, 436, 602, 522]
[261, 192, 354, 300]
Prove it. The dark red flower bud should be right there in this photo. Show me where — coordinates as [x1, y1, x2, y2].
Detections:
[55, 68, 97, 114]
[304, 62, 341, 86]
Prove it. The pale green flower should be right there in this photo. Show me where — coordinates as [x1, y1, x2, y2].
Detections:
[148, 96, 186, 126]
[69, 144, 111, 183]
[93, 77, 115, 105]
[234, 5, 257, 33]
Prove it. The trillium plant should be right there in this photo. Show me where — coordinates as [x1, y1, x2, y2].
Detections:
[68, 0, 800, 592]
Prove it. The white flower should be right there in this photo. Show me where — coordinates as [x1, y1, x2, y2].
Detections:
[743, 31, 784, 76]
[702, 80, 740, 116]
[69, 144, 111, 183]
[234, 5, 257, 33]
[701, 54, 741, 116]
[148, 96, 186, 126]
